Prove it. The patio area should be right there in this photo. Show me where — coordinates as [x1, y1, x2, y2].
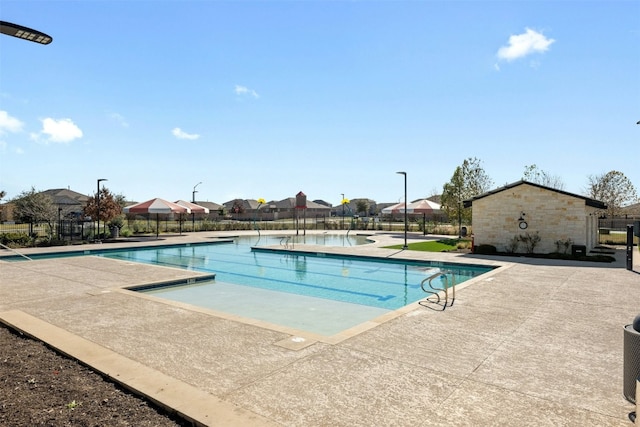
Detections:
[0, 230, 638, 426]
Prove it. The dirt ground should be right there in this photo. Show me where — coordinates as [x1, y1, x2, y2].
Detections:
[0, 325, 191, 426]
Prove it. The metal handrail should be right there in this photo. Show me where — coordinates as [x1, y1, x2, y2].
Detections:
[280, 236, 293, 249]
[420, 271, 456, 310]
[0, 243, 32, 261]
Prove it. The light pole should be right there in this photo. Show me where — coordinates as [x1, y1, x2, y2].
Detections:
[0, 21, 52, 44]
[341, 193, 345, 230]
[396, 171, 407, 249]
[192, 182, 202, 231]
[96, 178, 107, 241]
[58, 208, 62, 240]
[192, 182, 202, 203]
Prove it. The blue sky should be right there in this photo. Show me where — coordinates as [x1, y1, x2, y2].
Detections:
[1, 0, 639, 206]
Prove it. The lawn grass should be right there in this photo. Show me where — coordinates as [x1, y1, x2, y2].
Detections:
[384, 238, 469, 252]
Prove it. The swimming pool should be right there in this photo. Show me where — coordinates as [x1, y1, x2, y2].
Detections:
[97, 236, 494, 336]
[2, 235, 494, 337]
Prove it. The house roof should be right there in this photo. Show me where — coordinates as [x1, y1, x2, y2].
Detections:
[194, 201, 223, 211]
[462, 180, 607, 210]
[41, 188, 89, 204]
[620, 202, 640, 215]
[312, 199, 332, 207]
[270, 197, 331, 210]
[222, 198, 264, 210]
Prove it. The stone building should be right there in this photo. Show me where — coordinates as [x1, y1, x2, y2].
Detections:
[463, 180, 606, 254]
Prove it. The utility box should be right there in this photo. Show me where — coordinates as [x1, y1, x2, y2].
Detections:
[634, 222, 639, 238]
[571, 245, 586, 257]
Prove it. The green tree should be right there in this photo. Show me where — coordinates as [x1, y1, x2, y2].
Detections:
[441, 157, 493, 236]
[0, 190, 5, 221]
[12, 187, 58, 238]
[522, 164, 565, 190]
[587, 170, 638, 218]
[355, 200, 369, 216]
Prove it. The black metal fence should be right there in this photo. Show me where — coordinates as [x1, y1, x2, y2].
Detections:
[0, 215, 440, 242]
[598, 217, 640, 231]
[0, 220, 99, 241]
[4, 216, 635, 245]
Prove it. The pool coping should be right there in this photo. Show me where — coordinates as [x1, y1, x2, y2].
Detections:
[1, 230, 637, 426]
[0, 309, 276, 427]
[4, 238, 501, 345]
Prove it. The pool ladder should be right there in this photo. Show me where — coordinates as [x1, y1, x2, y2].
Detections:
[280, 236, 293, 249]
[419, 271, 456, 311]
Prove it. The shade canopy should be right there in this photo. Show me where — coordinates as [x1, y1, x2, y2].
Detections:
[124, 198, 190, 215]
[381, 202, 407, 215]
[175, 200, 210, 214]
[381, 199, 442, 215]
[123, 198, 190, 238]
[406, 199, 441, 213]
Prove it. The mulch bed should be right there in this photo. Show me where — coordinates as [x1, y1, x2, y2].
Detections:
[0, 325, 191, 426]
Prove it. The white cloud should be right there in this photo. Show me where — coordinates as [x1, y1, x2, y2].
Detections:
[109, 112, 129, 128]
[172, 127, 200, 140]
[40, 117, 83, 143]
[235, 85, 259, 98]
[497, 28, 555, 62]
[0, 110, 24, 135]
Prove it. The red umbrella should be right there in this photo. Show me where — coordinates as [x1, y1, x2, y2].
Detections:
[381, 202, 407, 215]
[124, 198, 190, 238]
[124, 198, 190, 215]
[174, 200, 210, 214]
[406, 199, 442, 214]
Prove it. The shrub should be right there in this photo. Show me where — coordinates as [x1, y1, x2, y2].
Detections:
[456, 240, 472, 250]
[505, 236, 520, 253]
[474, 244, 497, 254]
[519, 232, 541, 254]
[0, 232, 31, 247]
[554, 238, 573, 254]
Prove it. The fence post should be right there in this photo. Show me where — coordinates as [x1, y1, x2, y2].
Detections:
[627, 225, 634, 271]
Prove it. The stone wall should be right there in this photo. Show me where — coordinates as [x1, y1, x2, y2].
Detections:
[471, 183, 599, 253]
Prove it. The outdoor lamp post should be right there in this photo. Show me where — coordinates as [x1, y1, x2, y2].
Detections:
[192, 182, 202, 231]
[192, 182, 202, 203]
[341, 193, 345, 230]
[96, 179, 107, 241]
[0, 21, 52, 44]
[396, 171, 408, 249]
[57, 208, 62, 240]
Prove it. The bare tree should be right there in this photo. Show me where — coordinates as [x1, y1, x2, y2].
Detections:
[586, 170, 638, 218]
[12, 187, 58, 238]
[522, 164, 565, 190]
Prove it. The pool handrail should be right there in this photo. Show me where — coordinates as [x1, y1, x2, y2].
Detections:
[419, 271, 456, 310]
[0, 243, 32, 261]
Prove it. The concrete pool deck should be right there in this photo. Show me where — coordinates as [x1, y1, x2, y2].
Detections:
[1, 230, 638, 426]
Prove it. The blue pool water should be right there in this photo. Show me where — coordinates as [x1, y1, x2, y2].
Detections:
[101, 236, 493, 335]
[4, 235, 494, 336]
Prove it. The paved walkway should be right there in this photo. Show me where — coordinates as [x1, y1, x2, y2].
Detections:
[1, 231, 638, 426]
